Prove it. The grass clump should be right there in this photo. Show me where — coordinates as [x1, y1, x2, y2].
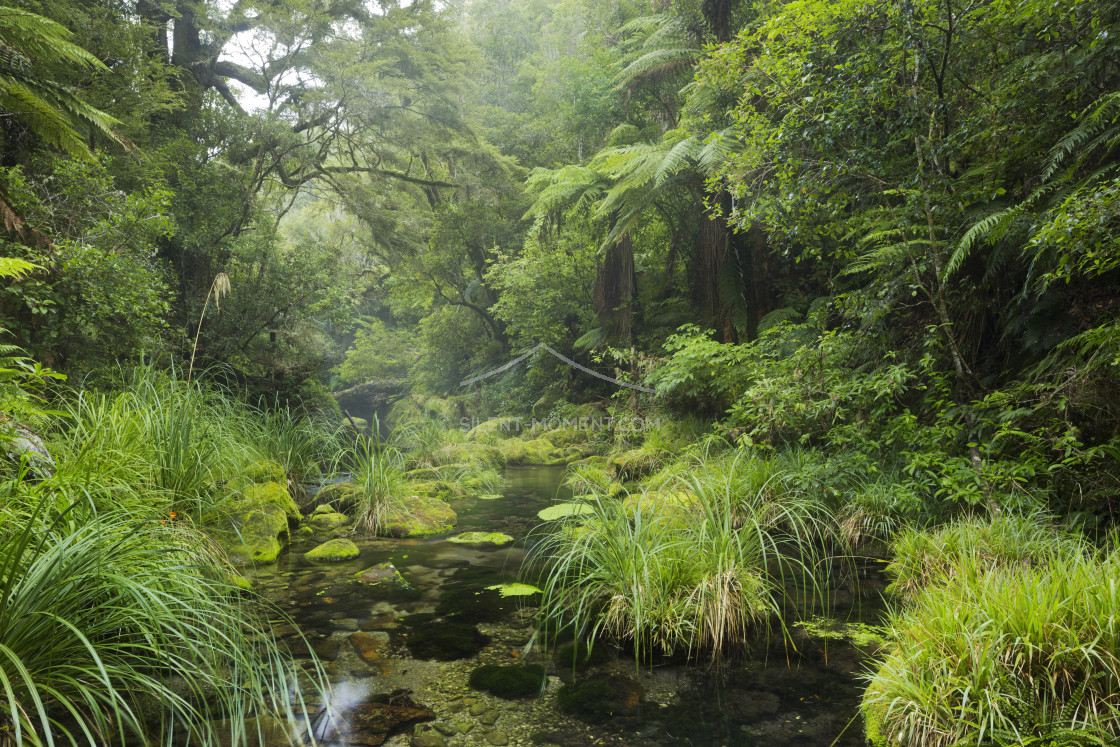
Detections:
[468, 664, 546, 698]
[886, 513, 1086, 601]
[533, 450, 832, 662]
[342, 434, 406, 534]
[864, 541, 1120, 746]
[0, 499, 320, 746]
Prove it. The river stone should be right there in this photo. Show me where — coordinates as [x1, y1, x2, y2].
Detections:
[411, 732, 447, 747]
[314, 699, 434, 746]
[311, 638, 341, 661]
[306, 538, 360, 561]
[447, 531, 513, 545]
[1, 419, 56, 479]
[309, 511, 350, 530]
[383, 496, 456, 538]
[240, 481, 301, 523]
[355, 562, 412, 590]
[315, 481, 363, 513]
[348, 631, 389, 664]
[485, 731, 509, 746]
[244, 459, 286, 484]
[203, 498, 289, 565]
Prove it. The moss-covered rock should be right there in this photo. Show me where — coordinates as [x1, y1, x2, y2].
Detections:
[383, 495, 456, 537]
[244, 459, 286, 485]
[405, 622, 489, 660]
[556, 680, 619, 723]
[240, 481, 301, 524]
[466, 418, 518, 442]
[306, 538, 361, 561]
[308, 511, 350, 530]
[553, 640, 609, 672]
[355, 562, 412, 589]
[435, 442, 505, 468]
[203, 498, 290, 565]
[468, 664, 546, 699]
[447, 532, 513, 545]
[861, 674, 891, 747]
[314, 482, 363, 514]
[498, 437, 567, 466]
[609, 447, 666, 480]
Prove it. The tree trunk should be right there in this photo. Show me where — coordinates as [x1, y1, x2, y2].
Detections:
[594, 225, 637, 345]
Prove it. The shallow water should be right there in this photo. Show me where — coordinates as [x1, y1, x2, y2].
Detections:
[246, 466, 876, 747]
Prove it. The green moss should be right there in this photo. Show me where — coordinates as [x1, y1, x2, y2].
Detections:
[383, 495, 456, 538]
[448, 531, 514, 545]
[308, 511, 349, 530]
[305, 538, 360, 561]
[244, 459, 286, 485]
[621, 490, 697, 518]
[203, 499, 289, 565]
[468, 664, 546, 699]
[556, 680, 618, 723]
[314, 482, 362, 513]
[240, 481, 300, 523]
[553, 640, 608, 672]
[861, 674, 891, 747]
[498, 437, 567, 466]
[404, 623, 489, 660]
[354, 562, 412, 589]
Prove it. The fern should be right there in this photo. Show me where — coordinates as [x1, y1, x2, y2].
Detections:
[0, 6, 127, 159]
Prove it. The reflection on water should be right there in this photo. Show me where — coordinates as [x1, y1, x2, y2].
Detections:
[244, 465, 874, 747]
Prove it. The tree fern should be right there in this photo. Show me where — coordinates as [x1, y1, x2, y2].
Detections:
[0, 6, 126, 159]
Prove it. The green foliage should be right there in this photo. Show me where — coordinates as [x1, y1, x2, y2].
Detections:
[865, 539, 1120, 746]
[885, 514, 1087, 602]
[0, 495, 321, 746]
[333, 318, 415, 387]
[0, 6, 125, 158]
[532, 450, 834, 661]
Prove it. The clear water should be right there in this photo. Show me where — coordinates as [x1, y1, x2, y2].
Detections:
[245, 466, 874, 747]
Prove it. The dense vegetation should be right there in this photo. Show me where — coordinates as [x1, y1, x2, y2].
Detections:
[3, 0, 1120, 742]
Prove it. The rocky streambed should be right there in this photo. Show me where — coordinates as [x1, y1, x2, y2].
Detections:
[243, 466, 879, 747]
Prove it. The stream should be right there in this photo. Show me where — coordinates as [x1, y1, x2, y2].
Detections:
[246, 465, 875, 747]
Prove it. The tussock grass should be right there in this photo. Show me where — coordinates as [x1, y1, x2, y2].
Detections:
[342, 435, 407, 533]
[533, 451, 834, 662]
[0, 498, 321, 746]
[886, 513, 1086, 602]
[865, 542, 1120, 747]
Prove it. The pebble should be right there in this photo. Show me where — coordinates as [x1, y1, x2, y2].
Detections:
[469, 703, 489, 717]
[486, 731, 509, 745]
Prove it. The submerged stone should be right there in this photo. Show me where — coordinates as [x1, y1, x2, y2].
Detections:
[306, 538, 360, 561]
[404, 622, 489, 660]
[383, 496, 456, 538]
[447, 531, 513, 545]
[355, 562, 412, 590]
[468, 664, 546, 699]
[313, 697, 434, 746]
